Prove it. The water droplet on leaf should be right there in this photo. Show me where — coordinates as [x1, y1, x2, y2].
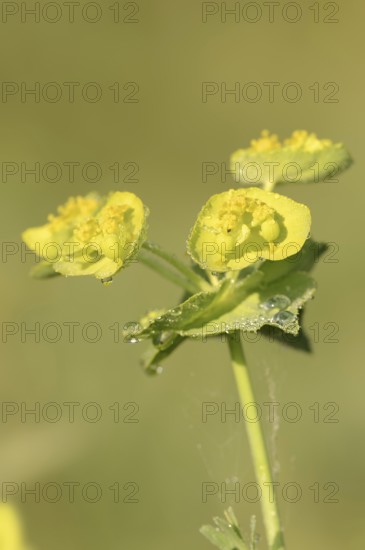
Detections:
[261, 294, 291, 310]
[170, 309, 181, 317]
[150, 364, 163, 375]
[126, 337, 140, 344]
[272, 311, 296, 326]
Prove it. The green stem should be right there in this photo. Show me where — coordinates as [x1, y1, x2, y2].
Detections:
[142, 241, 212, 292]
[206, 270, 220, 287]
[138, 253, 198, 295]
[227, 332, 285, 550]
[225, 270, 240, 284]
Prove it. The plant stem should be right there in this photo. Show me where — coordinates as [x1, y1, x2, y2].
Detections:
[227, 332, 285, 550]
[138, 252, 198, 295]
[206, 270, 220, 287]
[225, 270, 240, 284]
[142, 241, 212, 292]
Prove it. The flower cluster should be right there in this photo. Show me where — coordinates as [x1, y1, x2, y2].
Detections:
[187, 188, 311, 272]
[22, 191, 148, 281]
[231, 129, 352, 190]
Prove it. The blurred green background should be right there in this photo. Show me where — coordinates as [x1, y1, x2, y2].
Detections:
[0, 0, 363, 548]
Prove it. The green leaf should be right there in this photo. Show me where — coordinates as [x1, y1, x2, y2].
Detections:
[141, 334, 186, 374]
[200, 507, 249, 550]
[259, 311, 312, 352]
[128, 241, 324, 366]
[131, 269, 316, 339]
[124, 308, 186, 373]
[30, 261, 61, 279]
[260, 238, 328, 283]
[183, 271, 315, 337]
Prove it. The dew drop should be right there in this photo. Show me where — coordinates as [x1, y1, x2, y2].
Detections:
[202, 224, 220, 235]
[272, 311, 296, 326]
[101, 276, 113, 286]
[261, 294, 291, 310]
[126, 337, 140, 344]
[150, 364, 163, 375]
[170, 309, 181, 317]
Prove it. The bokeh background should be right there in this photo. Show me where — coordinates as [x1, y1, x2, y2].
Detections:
[0, 1, 364, 548]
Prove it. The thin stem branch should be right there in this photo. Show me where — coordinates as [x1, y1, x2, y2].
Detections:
[227, 332, 285, 550]
[206, 270, 220, 287]
[138, 253, 198, 295]
[225, 270, 241, 284]
[142, 241, 212, 292]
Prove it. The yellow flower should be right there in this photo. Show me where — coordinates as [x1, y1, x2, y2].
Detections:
[187, 188, 311, 272]
[22, 191, 148, 281]
[231, 130, 352, 190]
[0, 504, 29, 550]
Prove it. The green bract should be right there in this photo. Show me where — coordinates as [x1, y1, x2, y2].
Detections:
[230, 130, 352, 190]
[200, 508, 249, 550]
[187, 188, 311, 272]
[22, 191, 148, 281]
[129, 239, 327, 374]
[130, 269, 315, 341]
